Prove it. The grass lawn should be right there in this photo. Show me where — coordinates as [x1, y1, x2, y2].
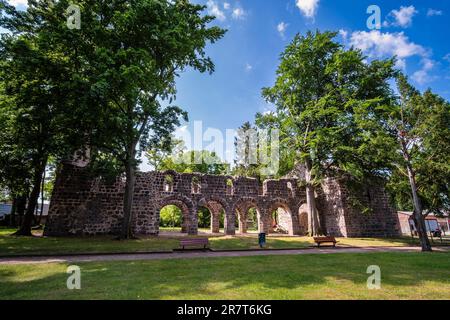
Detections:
[0, 252, 449, 299]
[0, 228, 178, 256]
[1, 227, 447, 257]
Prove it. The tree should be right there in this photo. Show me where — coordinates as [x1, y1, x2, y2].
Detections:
[262, 31, 397, 236]
[1, 0, 225, 239]
[147, 138, 185, 171]
[232, 122, 262, 179]
[160, 205, 182, 228]
[361, 74, 450, 251]
[73, 0, 225, 239]
[154, 149, 230, 175]
[0, 86, 31, 227]
[0, 3, 92, 235]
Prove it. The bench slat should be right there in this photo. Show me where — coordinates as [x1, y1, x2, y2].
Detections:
[180, 238, 209, 250]
[313, 236, 338, 247]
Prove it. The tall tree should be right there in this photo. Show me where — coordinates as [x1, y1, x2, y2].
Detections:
[0, 87, 32, 227]
[1, 0, 225, 239]
[64, 0, 225, 239]
[0, 10, 90, 235]
[232, 122, 261, 178]
[359, 74, 450, 251]
[262, 31, 396, 236]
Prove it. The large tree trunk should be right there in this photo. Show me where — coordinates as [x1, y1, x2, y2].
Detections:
[305, 158, 321, 236]
[120, 143, 137, 239]
[14, 159, 47, 236]
[406, 164, 432, 252]
[400, 138, 432, 252]
[15, 194, 27, 227]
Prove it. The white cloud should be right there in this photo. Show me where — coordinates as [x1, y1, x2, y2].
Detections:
[207, 0, 226, 22]
[349, 30, 427, 59]
[427, 8, 443, 17]
[295, 0, 319, 18]
[386, 5, 418, 28]
[8, 0, 27, 6]
[444, 53, 450, 62]
[277, 22, 288, 39]
[412, 58, 436, 84]
[395, 58, 406, 70]
[232, 7, 246, 20]
[338, 29, 348, 41]
[245, 63, 253, 72]
[349, 30, 436, 84]
[223, 2, 230, 10]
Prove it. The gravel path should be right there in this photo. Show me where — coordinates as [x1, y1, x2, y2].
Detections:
[0, 246, 448, 265]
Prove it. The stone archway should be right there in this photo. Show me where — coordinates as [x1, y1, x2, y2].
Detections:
[158, 195, 196, 235]
[198, 197, 228, 234]
[266, 199, 302, 236]
[233, 198, 264, 234]
[298, 203, 309, 235]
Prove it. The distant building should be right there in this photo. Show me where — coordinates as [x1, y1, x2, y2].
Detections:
[0, 201, 50, 223]
[397, 211, 450, 236]
[0, 203, 12, 220]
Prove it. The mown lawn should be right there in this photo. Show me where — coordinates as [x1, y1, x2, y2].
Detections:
[0, 227, 445, 257]
[0, 252, 449, 300]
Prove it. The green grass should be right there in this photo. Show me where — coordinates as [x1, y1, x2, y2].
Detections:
[0, 227, 446, 257]
[0, 228, 178, 256]
[0, 252, 449, 299]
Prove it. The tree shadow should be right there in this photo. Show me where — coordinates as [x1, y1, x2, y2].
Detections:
[1, 252, 449, 299]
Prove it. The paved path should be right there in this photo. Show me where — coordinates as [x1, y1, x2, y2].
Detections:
[0, 246, 448, 265]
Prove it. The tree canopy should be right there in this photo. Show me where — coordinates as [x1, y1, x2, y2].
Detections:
[261, 30, 397, 235]
[0, 0, 226, 237]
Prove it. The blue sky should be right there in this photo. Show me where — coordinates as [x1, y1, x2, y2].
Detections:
[164, 0, 450, 169]
[178, 0, 450, 131]
[3, 0, 450, 170]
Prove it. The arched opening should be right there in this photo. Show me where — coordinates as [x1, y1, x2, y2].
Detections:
[197, 206, 211, 231]
[298, 203, 309, 235]
[245, 207, 259, 233]
[198, 199, 227, 234]
[164, 174, 174, 192]
[226, 178, 234, 195]
[268, 202, 293, 235]
[269, 208, 289, 234]
[158, 198, 192, 234]
[234, 200, 262, 234]
[287, 182, 295, 197]
[159, 204, 188, 234]
[191, 176, 201, 194]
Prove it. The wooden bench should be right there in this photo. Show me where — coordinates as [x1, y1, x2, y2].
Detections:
[313, 236, 338, 248]
[180, 238, 210, 250]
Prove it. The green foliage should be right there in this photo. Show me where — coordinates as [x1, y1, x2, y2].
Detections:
[261, 30, 397, 183]
[376, 75, 450, 215]
[159, 205, 182, 228]
[0, 0, 100, 232]
[1, 0, 226, 237]
[197, 207, 211, 229]
[157, 150, 230, 175]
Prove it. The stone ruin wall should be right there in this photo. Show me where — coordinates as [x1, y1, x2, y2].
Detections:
[317, 178, 400, 237]
[44, 165, 307, 236]
[44, 164, 401, 238]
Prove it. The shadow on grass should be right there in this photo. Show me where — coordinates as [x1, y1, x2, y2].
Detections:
[0, 252, 449, 299]
[1, 225, 448, 257]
